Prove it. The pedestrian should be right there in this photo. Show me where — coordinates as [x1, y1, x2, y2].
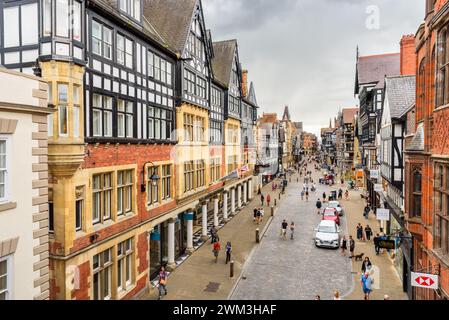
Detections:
[261, 193, 265, 206]
[255, 208, 261, 225]
[344, 190, 349, 200]
[349, 236, 355, 258]
[361, 257, 372, 274]
[301, 190, 305, 200]
[361, 272, 373, 300]
[260, 207, 265, 222]
[316, 198, 322, 214]
[306, 190, 309, 202]
[290, 222, 295, 240]
[323, 192, 327, 202]
[267, 193, 271, 207]
[212, 240, 221, 263]
[333, 291, 341, 300]
[253, 208, 258, 222]
[340, 235, 347, 256]
[363, 204, 370, 220]
[356, 223, 363, 241]
[210, 226, 218, 243]
[338, 189, 343, 200]
[157, 266, 168, 299]
[281, 220, 288, 240]
[365, 225, 373, 241]
[225, 241, 232, 264]
[373, 233, 381, 255]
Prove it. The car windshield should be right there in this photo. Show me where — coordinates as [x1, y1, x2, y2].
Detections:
[318, 225, 337, 233]
[328, 202, 339, 208]
[324, 210, 336, 216]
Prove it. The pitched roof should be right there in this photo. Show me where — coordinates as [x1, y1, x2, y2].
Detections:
[282, 106, 291, 121]
[211, 40, 237, 86]
[357, 53, 400, 88]
[407, 122, 424, 151]
[385, 75, 416, 118]
[143, 0, 197, 53]
[247, 82, 258, 106]
[259, 113, 278, 124]
[342, 108, 359, 124]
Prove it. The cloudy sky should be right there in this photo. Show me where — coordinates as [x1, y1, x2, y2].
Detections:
[202, 0, 423, 135]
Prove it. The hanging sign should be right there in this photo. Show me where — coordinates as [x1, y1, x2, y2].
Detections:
[376, 208, 390, 221]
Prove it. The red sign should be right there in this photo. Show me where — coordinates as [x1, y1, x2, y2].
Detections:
[411, 272, 438, 289]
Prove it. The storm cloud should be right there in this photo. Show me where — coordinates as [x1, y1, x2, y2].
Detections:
[203, 0, 423, 135]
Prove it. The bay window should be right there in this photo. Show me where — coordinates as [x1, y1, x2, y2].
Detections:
[184, 70, 195, 95]
[72, 1, 81, 41]
[43, 0, 52, 36]
[58, 84, 68, 135]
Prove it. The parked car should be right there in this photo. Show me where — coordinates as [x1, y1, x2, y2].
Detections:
[322, 207, 340, 225]
[327, 200, 344, 216]
[314, 220, 340, 249]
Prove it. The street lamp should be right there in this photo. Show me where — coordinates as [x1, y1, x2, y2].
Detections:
[141, 161, 160, 193]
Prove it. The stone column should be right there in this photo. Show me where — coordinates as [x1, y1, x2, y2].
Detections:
[185, 212, 194, 254]
[223, 191, 229, 222]
[237, 184, 242, 208]
[167, 218, 176, 270]
[201, 202, 208, 241]
[213, 197, 219, 227]
[248, 179, 253, 200]
[243, 181, 248, 204]
[231, 188, 236, 214]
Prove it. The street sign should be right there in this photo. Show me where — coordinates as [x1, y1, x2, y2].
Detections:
[378, 239, 396, 250]
[376, 208, 390, 221]
[411, 272, 439, 290]
[374, 184, 383, 192]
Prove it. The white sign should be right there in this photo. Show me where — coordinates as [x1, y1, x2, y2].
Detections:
[370, 170, 380, 179]
[374, 184, 383, 192]
[411, 272, 439, 290]
[376, 208, 390, 221]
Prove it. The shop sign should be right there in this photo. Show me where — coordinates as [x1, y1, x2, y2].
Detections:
[378, 239, 396, 250]
[411, 272, 439, 289]
[370, 170, 380, 179]
[376, 208, 390, 221]
[374, 184, 383, 192]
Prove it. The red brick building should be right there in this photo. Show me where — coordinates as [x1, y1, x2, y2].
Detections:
[404, 0, 449, 300]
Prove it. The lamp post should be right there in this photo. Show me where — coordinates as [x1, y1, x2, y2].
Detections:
[141, 161, 160, 193]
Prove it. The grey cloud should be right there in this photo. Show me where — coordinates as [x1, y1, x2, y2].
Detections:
[203, 0, 423, 135]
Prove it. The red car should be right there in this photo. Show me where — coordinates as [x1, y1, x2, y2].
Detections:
[322, 207, 340, 225]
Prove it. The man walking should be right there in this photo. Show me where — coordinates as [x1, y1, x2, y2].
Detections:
[365, 225, 373, 241]
[261, 193, 265, 206]
[212, 240, 221, 263]
[316, 198, 322, 214]
[225, 242, 232, 264]
[349, 235, 355, 258]
[361, 272, 373, 300]
[281, 220, 288, 240]
[356, 223, 363, 241]
[373, 233, 381, 255]
[322, 192, 327, 202]
[363, 204, 370, 220]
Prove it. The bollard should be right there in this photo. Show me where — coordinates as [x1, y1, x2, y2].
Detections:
[271, 206, 274, 217]
[256, 228, 260, 243]
[230, 261, 234, 278]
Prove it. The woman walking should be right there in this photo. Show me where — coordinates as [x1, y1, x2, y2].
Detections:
[365, 225, 373, 241]
[344, 190, 349, 200]
[290, 222, 295, 240]
[361, 256, 372, 274]
[157, 266, 168, 299]
[225, 242, 232, 264]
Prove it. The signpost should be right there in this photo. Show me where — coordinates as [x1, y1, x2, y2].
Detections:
[376, 208, 390, 221]
[411, 272, 438, 290]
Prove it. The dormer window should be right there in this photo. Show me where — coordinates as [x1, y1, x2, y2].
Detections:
[119, 0, 141, 21]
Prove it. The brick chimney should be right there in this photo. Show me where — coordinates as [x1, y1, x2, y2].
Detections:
[242, 70, 248, 98]
[400, 34, 416, 75]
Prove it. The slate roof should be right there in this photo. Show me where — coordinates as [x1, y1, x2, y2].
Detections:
[407, 122, 424, 151]
[247, 82, 258, 107]
[211, 40, 237, 87]
[356, 53, 400, 89]
[385, 75, 416, 119]
[143, 0, 197, 53]
[342, 108, 359, 124]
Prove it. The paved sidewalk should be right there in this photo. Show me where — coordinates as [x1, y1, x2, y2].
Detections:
[339, 184, 408, 300]
[140, 176, 287, 300]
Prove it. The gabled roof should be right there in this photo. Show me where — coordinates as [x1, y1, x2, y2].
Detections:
[143, 0, 197, 54]
[211, 40, 237, 87]
[356, 53, 400, 92]
[407, 123, 424, 151]
[385, 75, 416, 119]
[247, 82, 258, 106]
[342, 108, 359, 124]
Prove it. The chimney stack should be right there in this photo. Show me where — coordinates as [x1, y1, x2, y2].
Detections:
[242, 70, 248, 98]
[400, 34, 416, 76]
